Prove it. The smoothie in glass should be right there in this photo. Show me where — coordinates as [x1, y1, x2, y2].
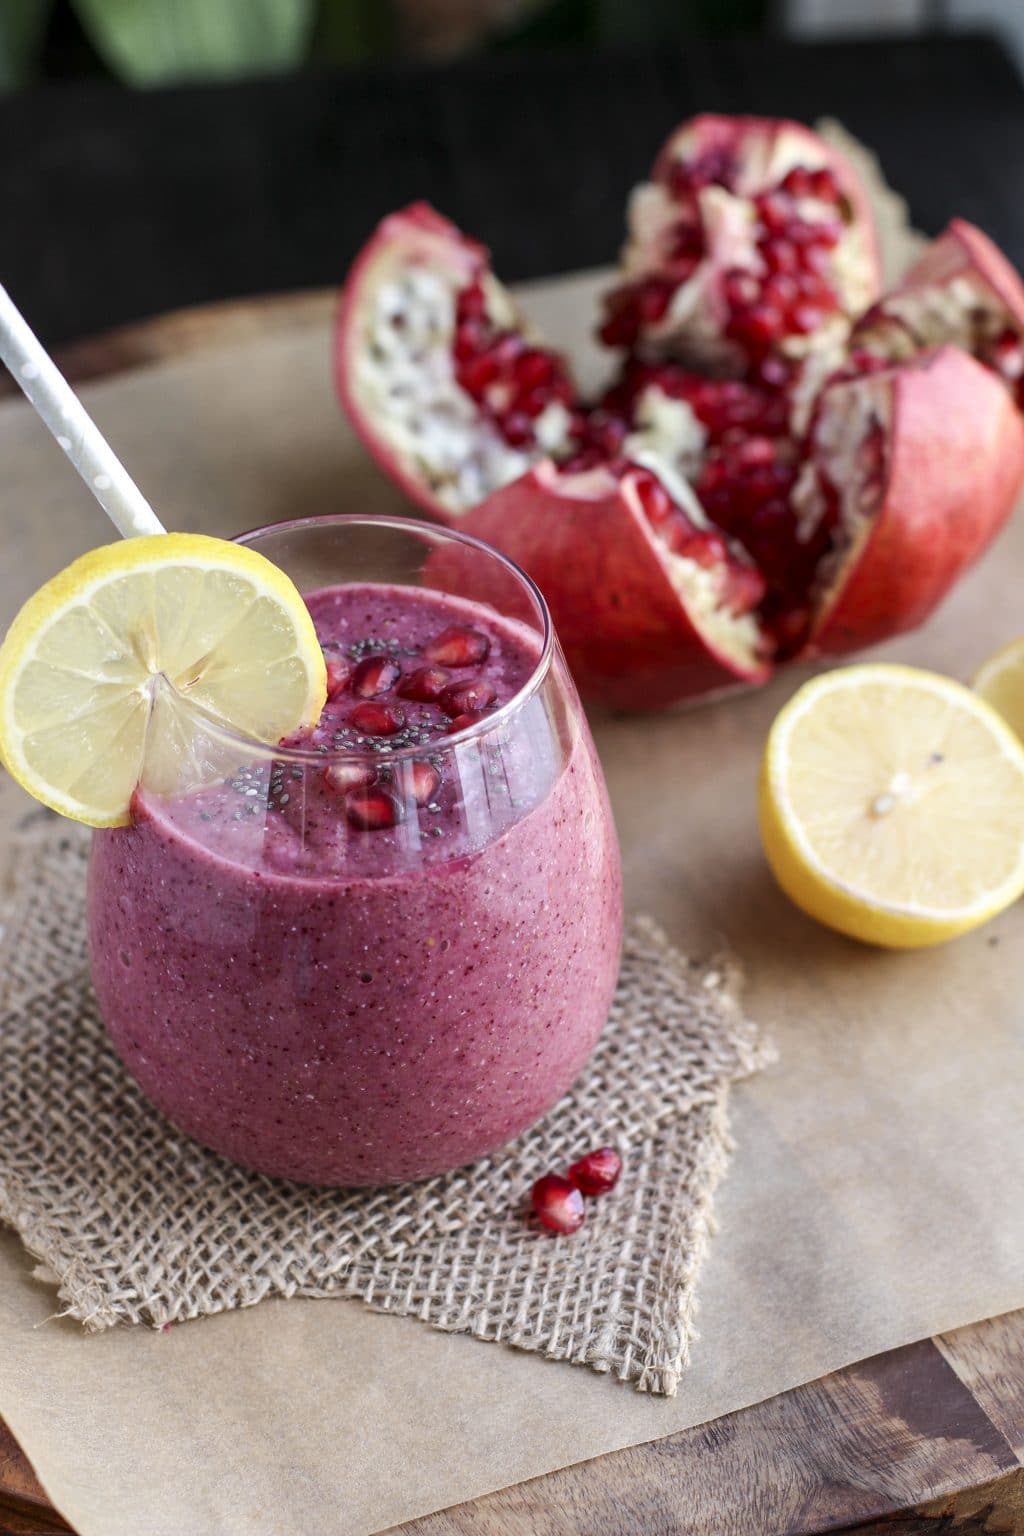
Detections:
[87, 517, 622, 1186]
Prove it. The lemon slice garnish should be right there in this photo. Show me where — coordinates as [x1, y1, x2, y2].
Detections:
[0, 534, 326, 827]
[759, 663, 1024, 947]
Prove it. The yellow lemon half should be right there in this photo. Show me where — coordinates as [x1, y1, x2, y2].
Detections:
[759, 664, 1024, 948]
[973, 634, 1024, 742]
[0, 534, 326, 827]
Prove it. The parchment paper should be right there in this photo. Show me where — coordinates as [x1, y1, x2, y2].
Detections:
[1, 258, 1023, 1535]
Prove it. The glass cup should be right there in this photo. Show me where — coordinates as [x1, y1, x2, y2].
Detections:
[87, 515, 623, 1186]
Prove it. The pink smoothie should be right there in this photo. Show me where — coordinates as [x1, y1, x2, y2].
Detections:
[88, 583, 622, 1185]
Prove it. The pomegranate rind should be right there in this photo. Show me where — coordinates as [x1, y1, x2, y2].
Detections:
[807, 345, 1024, 657]
[461, 461, 770, 711]
[892, 217, 1024, 333]
[335, 202, 486, 523]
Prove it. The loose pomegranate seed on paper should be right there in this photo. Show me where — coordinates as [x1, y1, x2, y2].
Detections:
[335, 119, 1024, 712]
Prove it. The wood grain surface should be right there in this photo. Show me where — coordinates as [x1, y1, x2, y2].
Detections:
[1, 295, 1023, 1536]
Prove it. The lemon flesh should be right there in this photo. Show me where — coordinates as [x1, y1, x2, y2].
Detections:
[973, 635, 1024, 743]
[759, 664, 1024, 948]
[0, 534, 326, 828]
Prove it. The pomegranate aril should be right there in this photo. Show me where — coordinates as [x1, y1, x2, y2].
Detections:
[674, 529, 728, 568]
[734, 304, 784, 348]
[502, 411, 534, 447]
[456, 281, 487, 320]
[779, 165, 815, 199]
[324, 761, 376, 796]
[756, 193, 792, 234]
[349, 700, 405, 736]
[440, 679, 497, 716]
[763, 274, 799, 310]
[446, 710, 489, 734]
[454, 318, 484, 362]
[516, 351, 555, 391]
[790, 304, 824, 335]
[351, 655, 402, 697]
[599, 278, 674, 349]
[763, 239, 799, 276]
[531, 1173, 585, 1234]
[424, 625, 490, 666]
[723, 268, 760, 308]
[735, 436, 777, 470]
[324, 656, 352, 699]
[726, 563, 768, 615]
[398, 664, 450, 702]
[984, 329, 1024, 384]
[810, 166, 841, 203]
[345, 786, 404, 831]
[567, 1147, 622, 1196]
[405, 760, 441, 805]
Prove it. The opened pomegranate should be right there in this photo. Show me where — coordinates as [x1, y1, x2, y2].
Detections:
[335, 119, 1024, 710]
[598, 114, 881, 374]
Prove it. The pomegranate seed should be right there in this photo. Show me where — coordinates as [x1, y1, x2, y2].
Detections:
[440, 679, 496, 716]
[810, 166, 841, 203]
[459, 351, 500, 394]
[457, 281, 488, 320]
[349, 700, 405, 736]
[531, 1174, 585, 1234]
[344, 786, 403, 831]
[516, 351, 554, 391]
[790, 304, 824, 335]
[454, 318, 484, 362]
[757, 193, 792, 234]
[324, 656, 352, 699]
[424, 626, 490, 667]
[324, 761, 376, 796]
[675, 529, 729, 567]
[736, 304, 784, 347]
[780, 165, 815, 199]
[986, 329, 1024, 381]
[502, 411, 534, 447]
[763, 239, 799, 277]
[398, 665, 450, 703]
[446, 710, 489, 734]
[763, 274, 799, 311]
[726, 563, 768, 616]
[567, 1147, 622, 1196]
[723, 268, 760, 309]
[405, 760, 441, 805]
[735, 436, 777, 470]
[351, 655, 402, 698]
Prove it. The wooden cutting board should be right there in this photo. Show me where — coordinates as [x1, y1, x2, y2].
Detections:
[0, 292, 1022, 1536]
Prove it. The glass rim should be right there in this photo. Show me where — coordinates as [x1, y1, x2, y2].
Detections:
[165, 512, 555, 766]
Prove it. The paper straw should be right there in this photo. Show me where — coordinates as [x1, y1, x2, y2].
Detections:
[0, 284, 165, 538]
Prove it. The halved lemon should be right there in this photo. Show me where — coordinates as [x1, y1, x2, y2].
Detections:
[759, 664, 1024, 948]
[973, 636, 1024, 742]
[0, 534, 326, 827]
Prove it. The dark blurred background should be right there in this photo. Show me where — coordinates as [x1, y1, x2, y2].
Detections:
[1, 0, 1023, 345]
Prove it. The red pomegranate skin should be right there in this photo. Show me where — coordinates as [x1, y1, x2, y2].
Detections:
[87, 585, 623, 1187]
[808, 347, 1024, 656]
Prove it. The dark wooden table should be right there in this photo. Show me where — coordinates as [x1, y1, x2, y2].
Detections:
[1, 32, 1022, 351]
[1, 293, 1023, 1536]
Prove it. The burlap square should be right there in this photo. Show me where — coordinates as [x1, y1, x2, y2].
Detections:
[0, 817, 773, 1395]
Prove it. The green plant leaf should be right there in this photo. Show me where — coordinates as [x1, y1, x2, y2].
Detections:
[70, 0, 318, 86]
[0, 0, 54, 91]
